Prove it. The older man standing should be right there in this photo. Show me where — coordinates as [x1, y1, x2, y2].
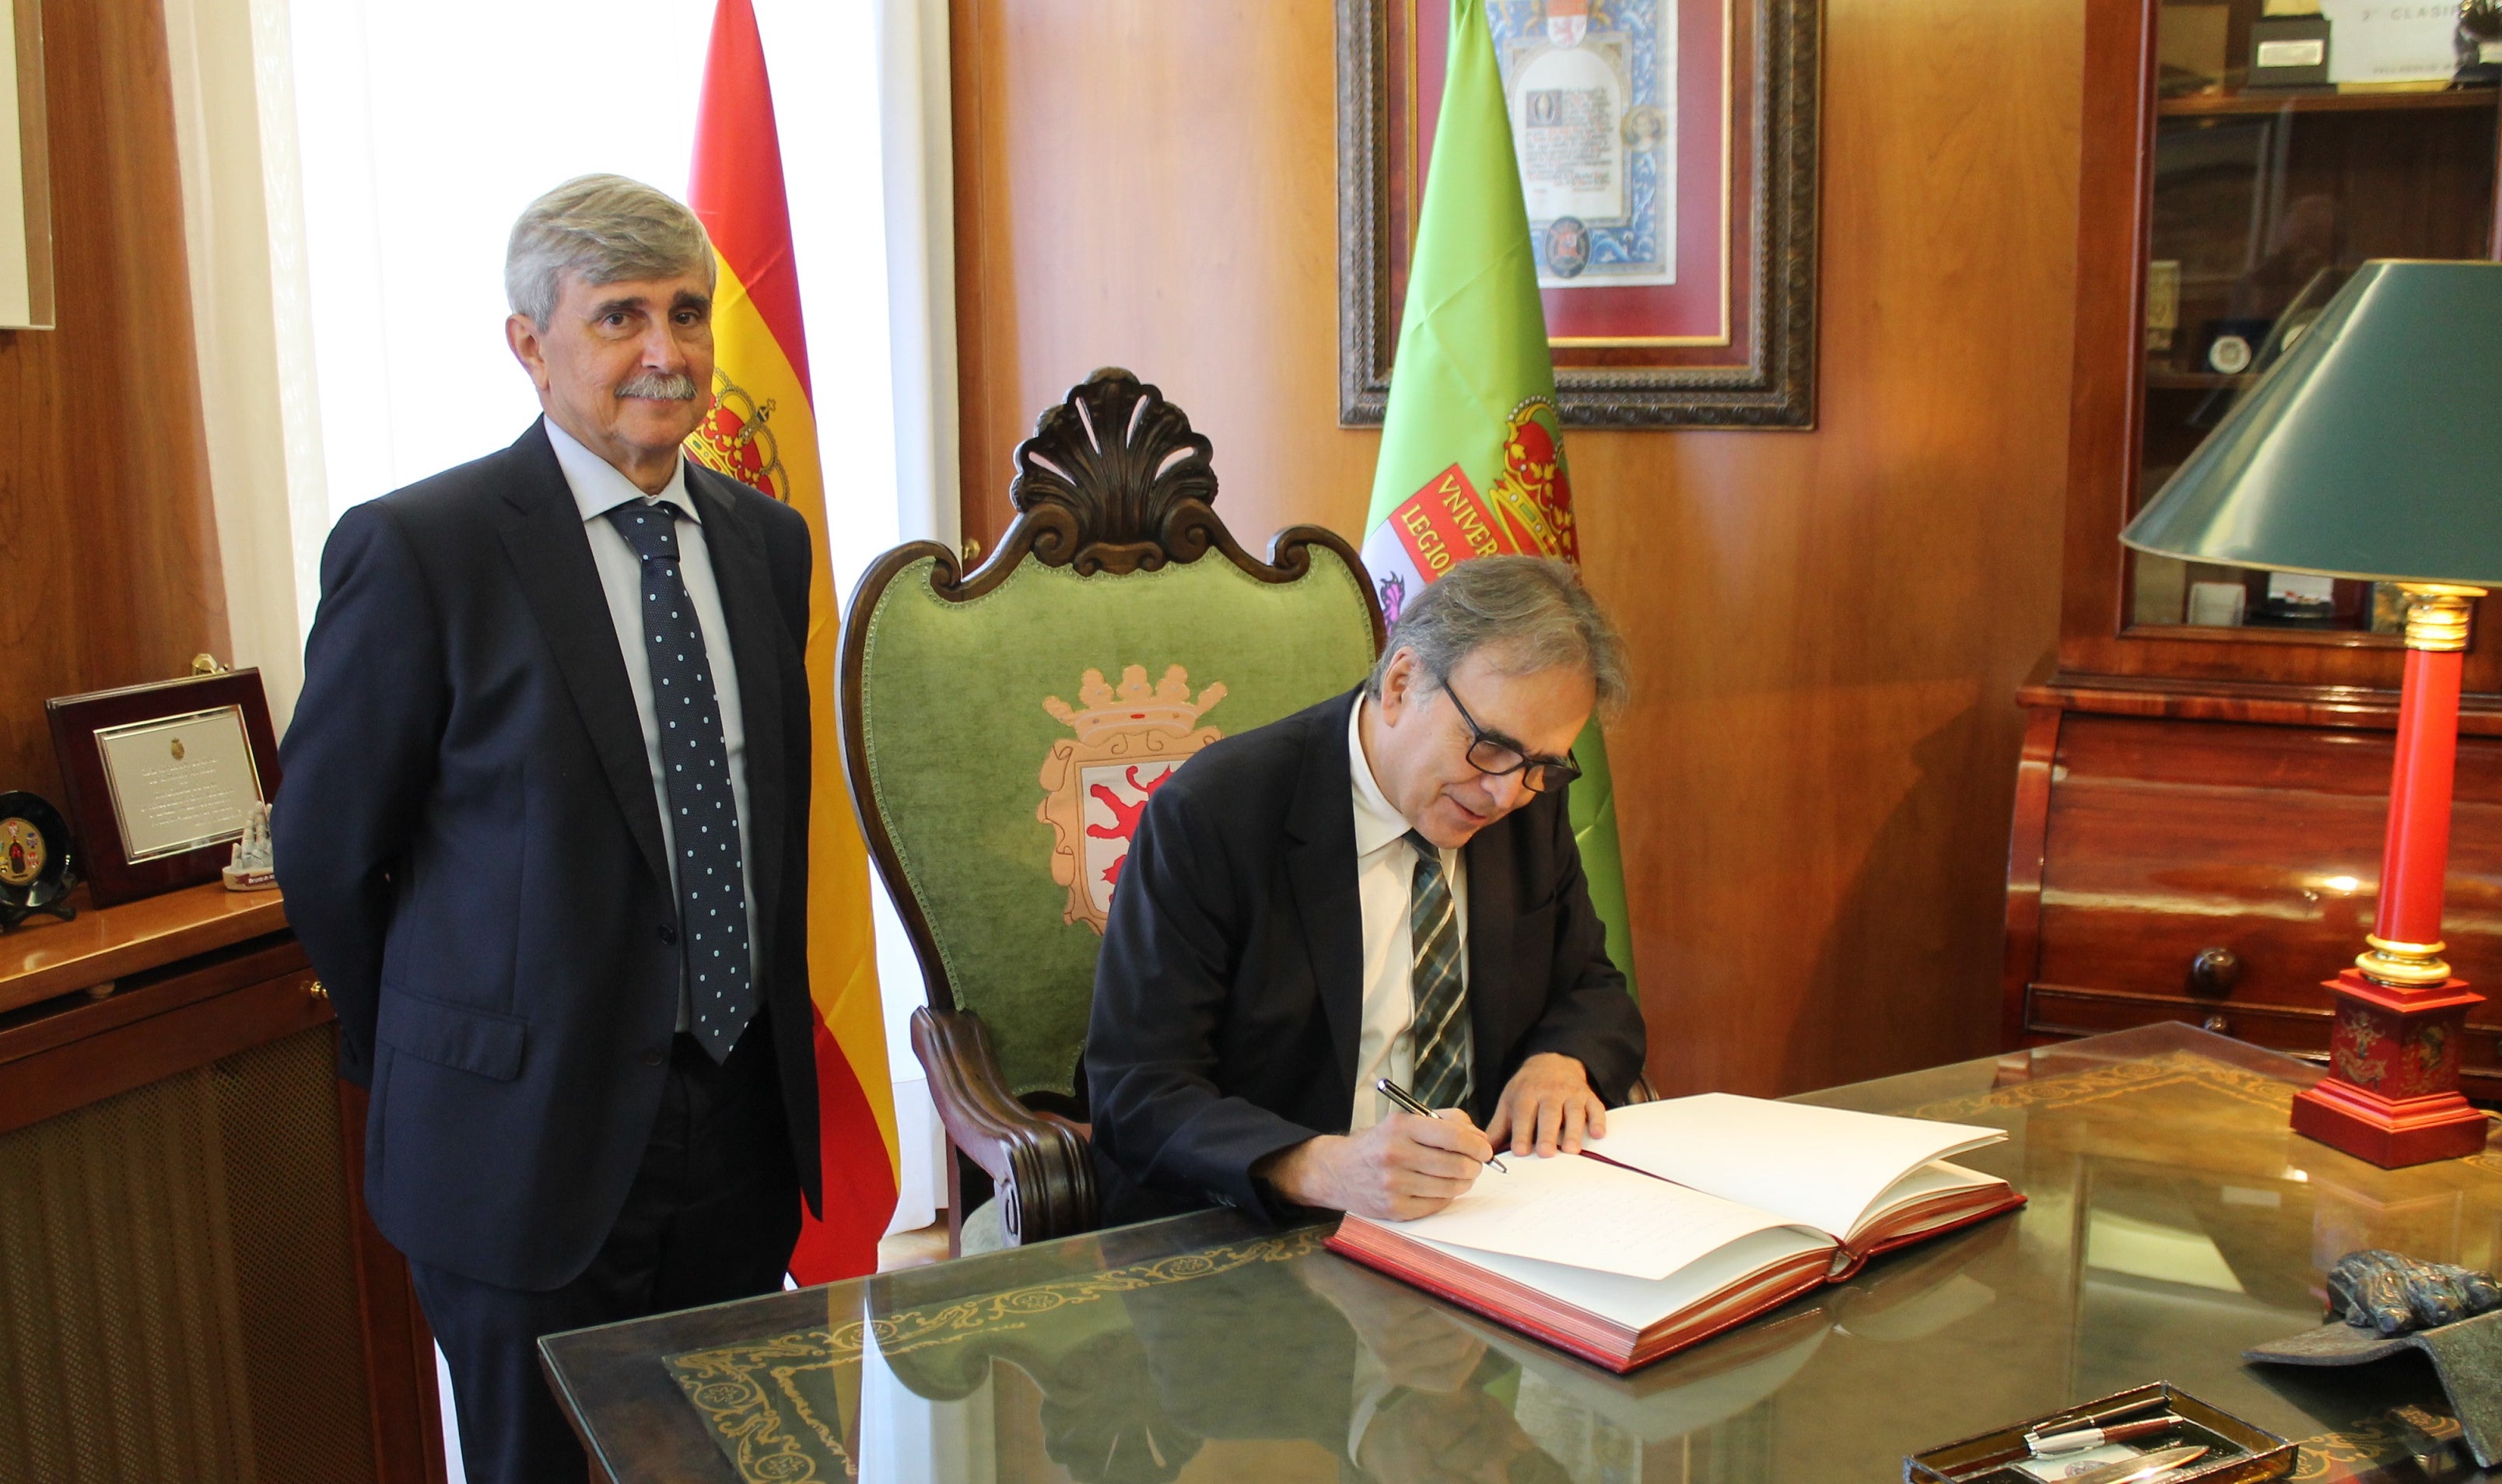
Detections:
[275, 175, 822, 1483]
[1087, 555, 1648, 1227]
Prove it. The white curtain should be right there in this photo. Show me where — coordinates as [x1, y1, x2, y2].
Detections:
[164, 0, 961, 1262]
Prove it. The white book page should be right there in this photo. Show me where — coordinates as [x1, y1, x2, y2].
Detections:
[1373, 1147, 1800, 1281]
[1855, 1160, 2003, 1238]
[1586, 1094, 2005, 1240]
[1410, 1224, 1832, 1332]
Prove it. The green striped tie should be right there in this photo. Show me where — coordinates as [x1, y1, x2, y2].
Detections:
[1406, 830, 1471, 1110]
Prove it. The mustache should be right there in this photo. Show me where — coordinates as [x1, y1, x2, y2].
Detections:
[615, 371, 700, 401]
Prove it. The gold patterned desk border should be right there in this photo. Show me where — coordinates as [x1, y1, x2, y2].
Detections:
[664, 1228, 1329, 1484]
[2290, 1403, 2468, 1480]
[1905, 1050, 2301, 1123]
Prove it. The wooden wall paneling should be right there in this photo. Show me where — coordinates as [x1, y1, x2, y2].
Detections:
[0, 0, 225, 805]
[948, 0, 1379, 557]
[949, 0, 2085, 1097]
[2001, 705, 2062, 1048]
[2056, 0, 2154, 684]
[1589, 0, 2082, 1095]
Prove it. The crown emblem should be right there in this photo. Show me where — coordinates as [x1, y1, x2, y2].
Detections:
[686, 367, 787, 502]
[1035, 664, 1227, 934]
[1042, 666, 1227, 747]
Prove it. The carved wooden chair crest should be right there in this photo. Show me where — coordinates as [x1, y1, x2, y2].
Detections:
[839, 368, 1384, 1251]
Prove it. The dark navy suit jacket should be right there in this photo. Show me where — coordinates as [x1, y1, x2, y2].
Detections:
[1085, 688, 1647, 1227]
[274, 419, 820, 1291]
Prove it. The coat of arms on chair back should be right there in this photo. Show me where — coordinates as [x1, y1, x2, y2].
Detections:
[839, 368, 1383, 1245]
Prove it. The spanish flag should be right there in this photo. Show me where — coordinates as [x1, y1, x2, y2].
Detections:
[688, 0, 899, 1283]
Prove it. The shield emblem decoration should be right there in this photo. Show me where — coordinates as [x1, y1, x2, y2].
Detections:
[1037, 664, 1227, 934]
[1547, 0, 1590, 48]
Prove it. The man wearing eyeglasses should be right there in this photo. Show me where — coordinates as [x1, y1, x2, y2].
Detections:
[1086, 555, 1647, 1226]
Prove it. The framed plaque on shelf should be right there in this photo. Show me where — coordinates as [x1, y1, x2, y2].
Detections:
[45, 670, 282, 906]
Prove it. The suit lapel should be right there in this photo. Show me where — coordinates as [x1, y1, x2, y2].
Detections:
[1463, 818, 1516, 1122]
[493, 419, 671, 891]
[683, 464, 789, 961]
[1287, 691, 1367, 1108]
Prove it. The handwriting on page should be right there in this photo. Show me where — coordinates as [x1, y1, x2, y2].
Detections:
[1389, 1151, 1802, 1282]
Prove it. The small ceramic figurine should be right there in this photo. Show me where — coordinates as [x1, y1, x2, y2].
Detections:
[223, 802, 277, 891]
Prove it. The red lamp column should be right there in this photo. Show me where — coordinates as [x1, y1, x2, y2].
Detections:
[2292, 584, 2492, 1167]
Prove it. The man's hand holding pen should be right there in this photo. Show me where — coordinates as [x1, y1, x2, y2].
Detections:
[1257, 1055, 1610, 1219]
[1259, 1108, 1497, 1220]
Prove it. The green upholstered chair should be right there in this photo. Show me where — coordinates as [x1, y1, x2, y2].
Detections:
[839, 368, 1384, 1251]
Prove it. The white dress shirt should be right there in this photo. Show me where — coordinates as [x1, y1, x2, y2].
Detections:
[545, 418, 759, 1027]
[1347, 695, 1470, 1132]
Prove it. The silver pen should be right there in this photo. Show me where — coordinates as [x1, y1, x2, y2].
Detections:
[1375, 1077, 1507, 1173]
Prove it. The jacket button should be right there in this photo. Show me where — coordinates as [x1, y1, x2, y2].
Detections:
[657, 923, 678, 945]
[642, 1047, 664, 1066]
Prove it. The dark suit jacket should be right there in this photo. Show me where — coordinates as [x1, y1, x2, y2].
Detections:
[1085, 688, 1646, 1226]
[274, 418, 820, 1291]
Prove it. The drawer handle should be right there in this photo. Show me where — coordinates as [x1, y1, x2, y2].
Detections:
[2202, 1013, 2230, 1036]
[2190, 948, 2242, 997]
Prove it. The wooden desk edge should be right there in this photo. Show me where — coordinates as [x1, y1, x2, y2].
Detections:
[0, 885, 290, 1016]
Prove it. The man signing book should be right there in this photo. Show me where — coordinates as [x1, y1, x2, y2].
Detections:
[1085, 555, 1648, 1225]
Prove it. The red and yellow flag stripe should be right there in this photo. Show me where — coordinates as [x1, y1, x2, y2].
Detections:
[689, 0, 898, 1284]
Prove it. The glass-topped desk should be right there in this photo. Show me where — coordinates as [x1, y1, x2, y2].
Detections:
[544, 1024, 2502, 1482]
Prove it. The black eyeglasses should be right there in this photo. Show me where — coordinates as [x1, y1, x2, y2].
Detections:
[1441, 679, 1582, 794]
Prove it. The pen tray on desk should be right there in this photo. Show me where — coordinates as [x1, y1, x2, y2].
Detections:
[1905, 1383, 2293, 1484]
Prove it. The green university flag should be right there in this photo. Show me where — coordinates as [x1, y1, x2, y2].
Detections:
[1360, 0, 1638, 999]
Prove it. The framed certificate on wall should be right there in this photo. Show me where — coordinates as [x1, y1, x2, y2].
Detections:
[1340, 0, 1821, 428]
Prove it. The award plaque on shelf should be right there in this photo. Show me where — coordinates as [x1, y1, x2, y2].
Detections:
[46, 669, 282, 907]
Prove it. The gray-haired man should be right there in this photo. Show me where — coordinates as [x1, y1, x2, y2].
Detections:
[275, 174, 823, 1484]
[1086, 555, 1649, 1228]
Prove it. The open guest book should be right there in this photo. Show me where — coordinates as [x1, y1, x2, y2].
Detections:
[1324, 1093, 2025, 1373]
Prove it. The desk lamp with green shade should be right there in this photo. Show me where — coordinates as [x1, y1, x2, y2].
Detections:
[2122, 259, 2502, 1169]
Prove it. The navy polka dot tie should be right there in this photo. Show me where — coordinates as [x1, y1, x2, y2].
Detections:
[604, 500, 755, 1062]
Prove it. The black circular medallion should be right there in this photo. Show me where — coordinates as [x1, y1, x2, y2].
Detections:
[0, 791, 77, 919]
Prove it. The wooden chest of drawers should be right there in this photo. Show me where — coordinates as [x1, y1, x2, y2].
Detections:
[2004, 681, 2502, 1101]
